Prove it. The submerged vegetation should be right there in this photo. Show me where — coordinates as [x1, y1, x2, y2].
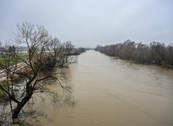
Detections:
[95, 40, 173, 69]
[0, 22, 83, 124]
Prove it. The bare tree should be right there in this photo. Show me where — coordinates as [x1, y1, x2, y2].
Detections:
[0, 44, 18, 123]
[150, 42, 166, 65]
[0, 22, 72, 122]
[63, 41, 74, 64]
[52, 41, 74, 68]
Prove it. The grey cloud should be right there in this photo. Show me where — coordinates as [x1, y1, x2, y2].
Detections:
[0, 0, 173, 47]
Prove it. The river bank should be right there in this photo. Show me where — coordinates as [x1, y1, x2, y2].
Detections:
[95, 41, 173, 70]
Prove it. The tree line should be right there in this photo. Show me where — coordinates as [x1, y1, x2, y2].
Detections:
[95, 40, 173, 69]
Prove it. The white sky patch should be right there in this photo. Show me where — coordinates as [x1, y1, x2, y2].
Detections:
[0, 0, 173, 47]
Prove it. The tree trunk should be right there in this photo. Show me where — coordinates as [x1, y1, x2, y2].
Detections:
[12, 92, 33, 119]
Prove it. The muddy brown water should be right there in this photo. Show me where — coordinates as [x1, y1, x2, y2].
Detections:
[26, 50, 173, 126]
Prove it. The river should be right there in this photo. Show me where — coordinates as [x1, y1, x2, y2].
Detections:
[26, 50, 173, 126]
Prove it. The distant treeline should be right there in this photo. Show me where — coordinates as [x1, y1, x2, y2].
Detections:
[0, 46, 86, 55]
[72, 47, 86, 55]
[95, 40, 173, 69]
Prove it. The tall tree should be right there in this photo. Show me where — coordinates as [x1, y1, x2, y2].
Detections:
[0, 22, 72, 121]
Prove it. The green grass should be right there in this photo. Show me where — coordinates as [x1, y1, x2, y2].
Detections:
[0, 81, 8, 98]
[0, 89, 5, 98]
[18, 53, 27, 60]
[0, 53, 27, 69]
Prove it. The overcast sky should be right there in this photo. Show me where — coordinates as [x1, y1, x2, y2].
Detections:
[0, 0, 173, 47]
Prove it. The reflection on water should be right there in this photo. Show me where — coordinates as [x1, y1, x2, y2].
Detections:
[27, 50, 173, 126]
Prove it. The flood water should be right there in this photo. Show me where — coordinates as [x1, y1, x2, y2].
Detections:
[27, 50, 173, 126]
